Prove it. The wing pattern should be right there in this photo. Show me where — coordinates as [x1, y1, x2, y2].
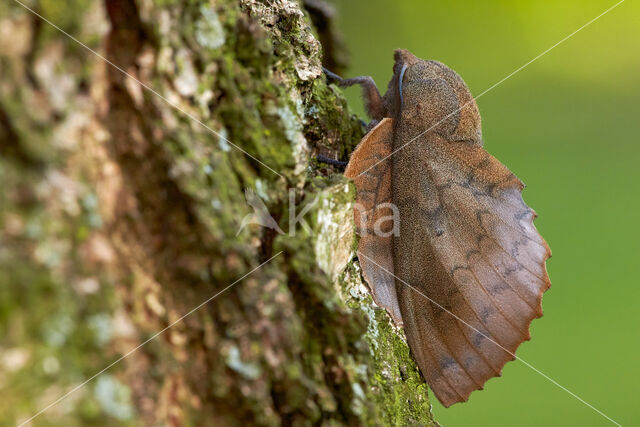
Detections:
[346, 118, 551, 407]
[393, 136, 551, 406]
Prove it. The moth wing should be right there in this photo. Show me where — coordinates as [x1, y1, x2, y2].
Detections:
[345, 118, 403, 325]
[394, 138, 551, 406]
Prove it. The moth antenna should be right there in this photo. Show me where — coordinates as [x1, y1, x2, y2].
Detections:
[398, 64, 408, 107]
[316, 154, 348, 169]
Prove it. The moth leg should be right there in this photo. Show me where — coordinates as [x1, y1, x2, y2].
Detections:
[316, 154, 348, 170]
[323, 67, 385, 120]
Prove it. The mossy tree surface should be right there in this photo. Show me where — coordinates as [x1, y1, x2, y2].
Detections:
[0, 0, 437, 425]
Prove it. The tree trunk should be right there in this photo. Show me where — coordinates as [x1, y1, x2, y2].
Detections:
[0, 0, 437, 425]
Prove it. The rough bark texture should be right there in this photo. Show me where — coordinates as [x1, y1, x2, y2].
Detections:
[0, 1, 437, 425]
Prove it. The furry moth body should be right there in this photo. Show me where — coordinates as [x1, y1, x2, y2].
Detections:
[336, 50, 551, 406]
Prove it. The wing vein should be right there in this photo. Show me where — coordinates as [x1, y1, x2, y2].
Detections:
[424, 160, 525, 346]
[438, 196, 541, 313]
[450, 181, 547, 250]
[428, 159, 543, 326]
[404, 229, 479, 396]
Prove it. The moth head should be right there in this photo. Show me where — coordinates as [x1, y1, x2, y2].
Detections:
[387, 49, 483, 144]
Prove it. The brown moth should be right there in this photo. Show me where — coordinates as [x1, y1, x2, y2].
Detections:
[332, 49, 551, 406]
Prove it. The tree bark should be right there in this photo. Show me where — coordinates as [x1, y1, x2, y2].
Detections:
[0, 0, 437, 425]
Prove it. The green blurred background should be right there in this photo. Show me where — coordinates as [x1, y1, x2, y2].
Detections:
[333, 0, 639, 425]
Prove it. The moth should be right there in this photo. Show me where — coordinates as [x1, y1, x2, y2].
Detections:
[328, 50, 551, 406]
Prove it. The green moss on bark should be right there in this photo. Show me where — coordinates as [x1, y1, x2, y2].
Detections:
[0, 0, 438, 425]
